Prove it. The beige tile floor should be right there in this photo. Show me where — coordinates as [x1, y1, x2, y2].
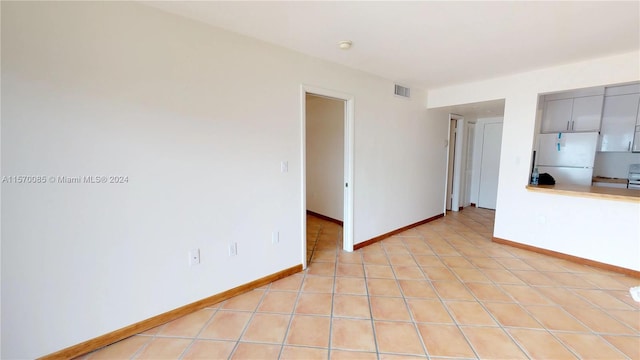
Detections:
[79, 207, 640, 359]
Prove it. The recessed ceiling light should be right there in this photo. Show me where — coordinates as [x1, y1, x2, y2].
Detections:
[338, 40, 352, 50]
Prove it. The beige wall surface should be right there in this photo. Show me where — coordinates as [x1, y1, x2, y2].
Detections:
[306, 95, 345, 221]
[1, 2, 443, 357]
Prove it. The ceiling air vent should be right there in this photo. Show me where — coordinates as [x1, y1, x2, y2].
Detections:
[394, 84, 411, 98]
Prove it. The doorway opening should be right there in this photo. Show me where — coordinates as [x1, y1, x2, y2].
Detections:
[445, 114, 464, 212]
[301, 85, 354, 269]
[443, 99, 506, 212]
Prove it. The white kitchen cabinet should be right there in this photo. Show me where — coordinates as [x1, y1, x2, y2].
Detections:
[599, 93, 640, 152]
[571, 95, 604, 132]
[633, 103, 640, 152]
[541, 98, 573, 133]
[541, 95, 604, 133]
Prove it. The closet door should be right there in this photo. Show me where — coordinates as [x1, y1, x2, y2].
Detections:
[478, 122, 503, 210]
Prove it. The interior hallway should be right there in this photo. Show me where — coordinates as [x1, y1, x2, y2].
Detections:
[78, 207, 639, 359]
[306, 214, 343, 265]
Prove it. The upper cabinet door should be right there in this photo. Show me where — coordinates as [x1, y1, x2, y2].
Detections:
[571, 95, 604, 132]
[540, 91, 604, 134]
[600, 93, 640, 152]
[541, 98, 573, 133]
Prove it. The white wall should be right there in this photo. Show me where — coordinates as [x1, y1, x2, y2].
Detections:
[0, 2, 3, 358]
[306, 95, 344, 221]
[356, 104, 448, 242]
[1, 2, 445, 357]
[428, 51, 640, 271]
[594, 152, 640, 178]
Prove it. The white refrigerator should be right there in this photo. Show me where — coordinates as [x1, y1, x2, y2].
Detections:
[536, 132, 598, 186]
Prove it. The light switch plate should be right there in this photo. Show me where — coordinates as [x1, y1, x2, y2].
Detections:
[229, 242, 238, 256]
[189, 248, 200, 266]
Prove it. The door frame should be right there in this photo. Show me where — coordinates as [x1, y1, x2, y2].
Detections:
[301, 85, 355, 269]
[445, 113, 464, 213]
[463, 121, 476, 207]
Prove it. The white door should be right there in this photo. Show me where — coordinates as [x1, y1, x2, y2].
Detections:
[478, 122, 503, 209]
[446, 119, 456, 210]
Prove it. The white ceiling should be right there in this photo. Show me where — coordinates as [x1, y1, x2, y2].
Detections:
[145, 1, 639, 91]
[143, 1, 637, 118]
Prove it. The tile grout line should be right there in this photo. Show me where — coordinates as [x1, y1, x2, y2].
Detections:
[280, 217, 339, 359]
[175, 305, 221, 359]
[129, 338, 153, 360]
[409, 228, 481, 360]
[438, 214, 592, 360]
[326, 226, 343, 360]
[129, 318, 169, 359]
[278, 224, 318, 359]
[306, 218, 322, 264]
[439, 216, 545, 359]
[550, 331, 629, 360]
[491, 253, 639, 353]
[225, 288, 271, 359]
[360, 249, 382, 359]
[598, 335, 636, 360]
[424, 212, 538, 359]
[569, 286, 637, 313]
[547, 295, 637, 335]
[380, 236, 433, 359]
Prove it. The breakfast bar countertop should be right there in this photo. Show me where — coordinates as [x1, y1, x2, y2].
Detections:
[527, 184, 640, 203]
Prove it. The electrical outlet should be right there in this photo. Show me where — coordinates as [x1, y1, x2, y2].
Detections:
[189, 248, 200, 266]
[272, 231, 279, 244]
[228, 242, 238, 256]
